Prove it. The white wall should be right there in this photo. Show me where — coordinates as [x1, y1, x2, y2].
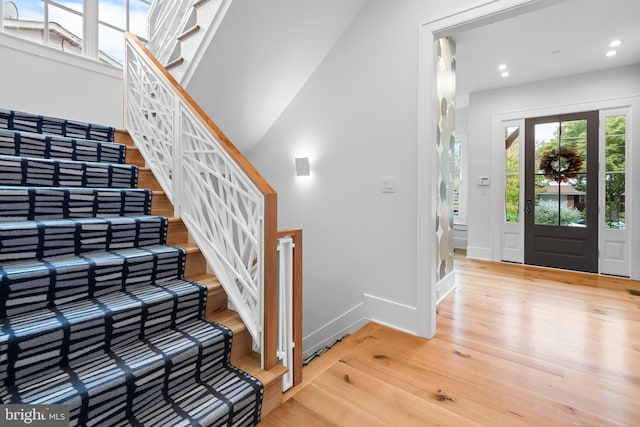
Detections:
[187, 0, 368, 154]
[0, 33, 123, 127]
[246, 0, 479, 355]
[467, 64, 640, 269]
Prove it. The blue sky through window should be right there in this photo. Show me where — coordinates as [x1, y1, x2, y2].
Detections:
[8, 0, 150, 62]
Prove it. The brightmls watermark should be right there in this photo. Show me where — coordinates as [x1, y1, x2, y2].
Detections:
[1, 405, 69, 426]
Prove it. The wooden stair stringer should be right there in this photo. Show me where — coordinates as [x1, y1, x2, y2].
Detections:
[119, 128, 286, 417]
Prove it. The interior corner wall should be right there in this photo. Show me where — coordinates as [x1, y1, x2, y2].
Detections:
[0, 33, 123, 127]
[246, 0, 477, 353]
[466, 63, 640, 261]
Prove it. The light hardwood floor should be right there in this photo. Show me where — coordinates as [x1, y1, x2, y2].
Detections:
[260, 256, 640, 426]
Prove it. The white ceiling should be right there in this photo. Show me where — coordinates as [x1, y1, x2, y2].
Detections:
[454, 0, 640, 108]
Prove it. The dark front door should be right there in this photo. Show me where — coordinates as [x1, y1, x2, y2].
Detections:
[524, 111, 599, 273]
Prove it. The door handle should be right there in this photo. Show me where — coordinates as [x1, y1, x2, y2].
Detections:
[525, 199, 533, 215]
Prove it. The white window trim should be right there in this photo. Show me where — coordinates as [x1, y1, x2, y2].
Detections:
[1, 0, 150, 64]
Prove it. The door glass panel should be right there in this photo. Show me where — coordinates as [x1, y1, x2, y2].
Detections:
[566, 175, 587, 226]
[559, 119, 587, 173]
[605, 115, 626, 229]
[533, 120, 588, 227]
[605, 173, 625, 229]
[534, 175, 557, 225]
[505, 126, 520, 222]
[535, 122, 559, 173]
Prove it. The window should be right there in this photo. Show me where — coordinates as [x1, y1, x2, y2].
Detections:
[604, 115, 626, 229]
[505, 126, 520, 222]
[1, 0, 151, 65]
[99, 0, 151, 63]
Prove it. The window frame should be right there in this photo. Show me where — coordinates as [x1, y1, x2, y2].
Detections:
[0, 0, 151, 65]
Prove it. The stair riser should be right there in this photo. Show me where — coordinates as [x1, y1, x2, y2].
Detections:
[0, 248, 186, 317]
[166, 220, 188, 246]
[125, 147, 145, 166]
[138, 169, 163, 191]
[0, 108, 114, 142]
[185, 249, 207, 278]
[0, 187, 152, 222]
[206, 284, 228, 316]
[0, 156, 138, 189]
[151, 191, 174, 217]
[0, 129, 125, 164]
[0, 217, 168, 261]
[114, 129, 134, 146]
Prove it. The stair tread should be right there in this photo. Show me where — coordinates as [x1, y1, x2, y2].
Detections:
[0, 154, 138, 189]
[0, 153, 134, 169]
[0, 128, 126, 164]
[0, 243, 183, 272]
[0, 214, 166, 228]
[0, 244, 187, 317]
[0, 215, 168, 261]
[189, 273, 221, 286]
[0, 107, 115, 142]
[209, 309, 246, 335]
[0, 186, 152, 221]
[2, 278, 206, 345]
[235, 353, 288, 385]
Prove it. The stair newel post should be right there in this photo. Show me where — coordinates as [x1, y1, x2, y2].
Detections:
[262, 193, 278, 370]
[172, 98, 183, 218]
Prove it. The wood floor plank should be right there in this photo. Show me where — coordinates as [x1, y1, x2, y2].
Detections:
[258, 399, 336, 427]
[351, 326, 623, 427]
[308, 361, 482, 427]
[260, 256, 640, 426]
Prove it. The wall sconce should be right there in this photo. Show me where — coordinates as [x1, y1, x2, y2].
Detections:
[295, 157, 310, 177]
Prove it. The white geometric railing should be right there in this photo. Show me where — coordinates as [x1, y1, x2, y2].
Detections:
[124, 33, 278, 368]
[148, 0, 193, 65]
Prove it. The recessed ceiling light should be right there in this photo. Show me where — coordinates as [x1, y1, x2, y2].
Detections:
[501, 71, 510, 78]
[610, 40, 622, 48]
[498, 64, 507, 71]
[606, 50, 617, 57]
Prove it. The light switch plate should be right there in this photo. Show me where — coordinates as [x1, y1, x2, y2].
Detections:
[382, 176, 396, 193]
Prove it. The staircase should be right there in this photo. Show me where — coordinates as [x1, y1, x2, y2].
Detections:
[149, 0, 232, 84]
[0, 107, 283, 425]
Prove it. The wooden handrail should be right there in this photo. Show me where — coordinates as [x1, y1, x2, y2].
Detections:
[125, 33, 279, 370]
[277, 228, 303, 386]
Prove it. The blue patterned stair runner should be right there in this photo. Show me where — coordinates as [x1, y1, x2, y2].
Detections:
[0, 108, 115, 141]
[0, 128, 126, 164]
[0, 109, 263, 426]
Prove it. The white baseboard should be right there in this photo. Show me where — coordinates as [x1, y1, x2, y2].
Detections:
[467, 246, 493, 261]
[302, 303, 368, 359]
[436, 270, 456, 304]
[301, 294, 422, 357]
[363, 294, 417, 336]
